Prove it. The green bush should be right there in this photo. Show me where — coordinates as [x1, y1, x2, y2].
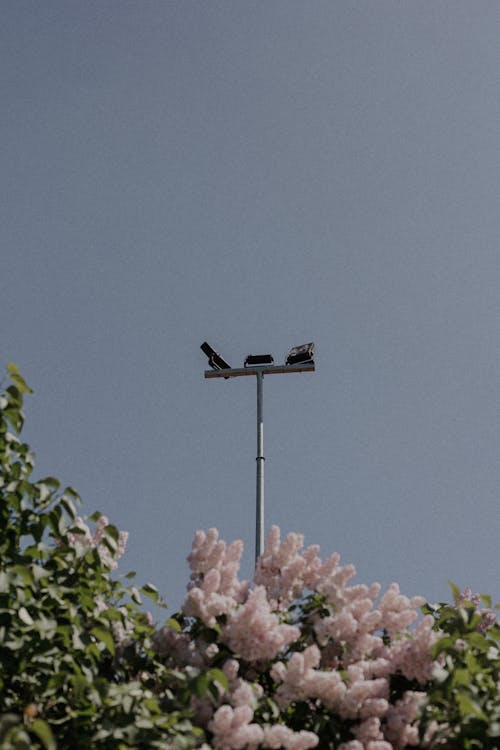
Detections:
[0, 365, 202, 750]
[419, 587, 500, 748]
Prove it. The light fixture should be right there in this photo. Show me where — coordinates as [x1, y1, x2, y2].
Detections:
[200, 342, 232, 371]
[286, 342, 315, 366]
[244, 354, 274, 367]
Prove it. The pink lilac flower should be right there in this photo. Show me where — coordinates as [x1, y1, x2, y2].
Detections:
[209, 704, 264, 750]
[66, 516, 93, 547]
[386, 615, 438, 683]
[456, 586, 481, 608]
[272, 645, 347, 712]
[184, 529, 249, 626]
[454, 586, 497, 633]
[223, 658, 240, 681]
[314, 586, 383, 665]
[190, 695, 215, 728]
[98, 529, 128, 570]
[65, 515, 128, 570]
[350, 716, 388, 746]
[262, 724, 318, 749]
[477, 610, 497, 633]
[314, 554, 358, 608]
[339, 665, 388, 721]
[254, 526, 322, 607]
[152, 626, 205, 668]
[384, 691, 425, 749]
[111, 606, 134, 649]
[377, 583, 425, 637]
[231, 680, 262, 709]
[222, 585, 300, 662]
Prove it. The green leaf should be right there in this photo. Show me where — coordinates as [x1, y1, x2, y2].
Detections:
[4, 405, 23, 432]
[465, 632, 490, 651]
[208, 668, 228, 691]
[29, 719, 56, 750]
[448, 581, 461, 603]
[18, 607, 34, 626]
[480, 593, 492, 609]
[60, 497, 77, 520]
[166, 617, 182, 633]
[193, 672, 209, 698]
[37, 476, 60, 491]
[488, 624, 500, 641]
[10, 374, 33, 395]
[456, 691, 487, 721]
[70, 673, 88, 700]
[31, 565, 47, 582]
[130, 586, 142, 604]
[141, 583, 159, 603]
[90, 626, 115, 655]
[57, 513, 68, 536]
[6, 384, 21, 401]
[135, 717, 154, 729]
[97, 607, 123, 623]
[63, 486, 80, 503]
[451, 668, 472, 687]
[104, 524, 119, 543]
[432, 635, 456, 658]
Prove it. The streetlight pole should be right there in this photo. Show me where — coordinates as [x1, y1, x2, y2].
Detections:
[256, 371, 264, 561]
[202, 344, 315, 566]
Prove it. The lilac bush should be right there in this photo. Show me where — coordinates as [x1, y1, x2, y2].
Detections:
[155, 524, 499, 748]
[154, 526, 445, 749]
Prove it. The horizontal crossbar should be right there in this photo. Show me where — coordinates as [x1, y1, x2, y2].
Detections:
[204, 363, 315, 378]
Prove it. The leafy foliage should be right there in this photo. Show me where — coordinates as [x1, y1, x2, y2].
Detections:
[419, 590, 500, 748]
[0, 366, 201, 749]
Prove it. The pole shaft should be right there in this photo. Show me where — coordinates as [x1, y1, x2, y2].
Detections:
[255, 371, 264, 565]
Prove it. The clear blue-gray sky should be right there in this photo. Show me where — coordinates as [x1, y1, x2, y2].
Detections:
[3, 1, 500, 616]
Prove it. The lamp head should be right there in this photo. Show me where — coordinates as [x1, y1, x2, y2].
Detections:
[244, 354, 274, 367]
[200, 342, 232, 371]
[286, 342, 315, 366]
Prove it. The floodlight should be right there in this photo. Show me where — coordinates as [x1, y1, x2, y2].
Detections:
[200, 341, 232, 371]
[244, 354, 274, 367]
[286, 342, 315, 366]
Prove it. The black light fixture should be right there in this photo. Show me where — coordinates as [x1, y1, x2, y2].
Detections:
[286, 342, 315, 366]
[244, 354, 274, 368]
[200, 342, 232, 371]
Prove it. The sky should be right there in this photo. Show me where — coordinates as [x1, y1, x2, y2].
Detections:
[2, 1, 500, 618]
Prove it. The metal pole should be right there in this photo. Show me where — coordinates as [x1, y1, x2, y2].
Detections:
[255, 371, 264, 565]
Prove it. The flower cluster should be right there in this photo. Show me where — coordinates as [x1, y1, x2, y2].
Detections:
[209, 704, 318, 750]
[204, 658, 318, 750]
[151, 526, 445, 749]
[183, 528, 249, 626]
[222, 586, 300, 662]
[455, 585, 497, 633]
[65, 514, 128, 570]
